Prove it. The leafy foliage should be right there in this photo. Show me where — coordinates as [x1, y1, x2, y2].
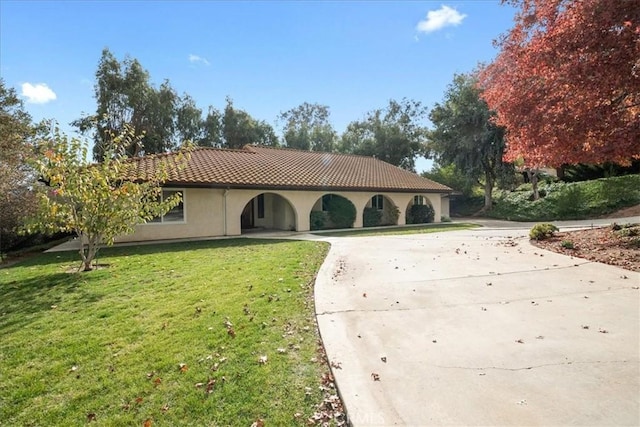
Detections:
[0, 79, 40, 257]
[529, 223, 559, 240]
[479, 0, 640, 167]
[222, 98, 278, 148]
[326, 196, 356, 229]
[428, 72, 513, 210]
[338, 99, 428, 171]
[74, 50, 277, 159]
[406, 204, 435, 224]
[310, 211, 328, 230]
[24, 126, 190, 271]
[279, 102, 337, 151]
[363, 207, 382, 227]
[489, 175, 640, 221]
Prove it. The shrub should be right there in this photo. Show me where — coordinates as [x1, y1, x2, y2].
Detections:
[386, 206, 400, 225]
[326, 196, 356, 229]
[310, 211, 328, 231]
[406, 204, 435, 224]
[610, 222, 622, 231]
[560, 240, 574, 249]
[363, 207, 382, 227]
[615, 227, 639, 238]
[529, 223, 559, 240]
[441, 216, 452, 222]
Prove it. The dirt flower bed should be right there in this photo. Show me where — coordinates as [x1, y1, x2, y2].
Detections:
[532, 223, 640, 272]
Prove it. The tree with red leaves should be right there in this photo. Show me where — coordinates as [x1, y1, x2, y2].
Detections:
[479, 0, 640, 168]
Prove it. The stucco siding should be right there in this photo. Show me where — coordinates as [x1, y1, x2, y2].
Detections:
[119, 188, 445, 242]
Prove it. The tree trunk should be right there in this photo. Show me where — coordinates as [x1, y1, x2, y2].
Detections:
[79, 233, 99, 271]
[527, 169, 540, 201]
[483, 171, 494, 210]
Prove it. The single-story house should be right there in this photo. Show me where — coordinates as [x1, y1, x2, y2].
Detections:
[118, 145, 452, 242]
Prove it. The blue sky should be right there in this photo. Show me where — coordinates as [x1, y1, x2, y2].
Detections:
[1, 1, 517, 172]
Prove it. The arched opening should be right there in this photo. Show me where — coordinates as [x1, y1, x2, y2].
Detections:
[309, 194, 357, 230]
[240, 192, 297, 234]
[363, 194, 399, 227]
[405, 195, 435, 224]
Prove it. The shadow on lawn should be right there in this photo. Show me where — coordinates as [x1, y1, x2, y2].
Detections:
[2, 237, 293, 269]
[0, 271, 104, 333]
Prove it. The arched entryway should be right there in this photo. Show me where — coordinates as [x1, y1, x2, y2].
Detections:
[362, 194, 399, 227]
[405, 195, 435, 224]
[240, 192, 297, 233]
[309, 194, 357, 230]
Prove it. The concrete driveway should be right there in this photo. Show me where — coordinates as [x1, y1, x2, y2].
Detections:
[314, 221, 640, 426]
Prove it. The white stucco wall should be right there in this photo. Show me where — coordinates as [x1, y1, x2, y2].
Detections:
[118, 187, 448, 242]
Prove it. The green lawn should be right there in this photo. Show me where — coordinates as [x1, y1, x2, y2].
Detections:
[0, 239, 331, 426]
[314, 222, 479, 237]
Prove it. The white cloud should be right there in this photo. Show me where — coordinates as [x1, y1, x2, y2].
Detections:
[416, 5, 467, 34]
[21, 82, 57, 104]
[188, 54, 210, 66]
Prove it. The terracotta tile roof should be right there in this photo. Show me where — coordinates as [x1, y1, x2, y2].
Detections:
[129, 145, 452, 193]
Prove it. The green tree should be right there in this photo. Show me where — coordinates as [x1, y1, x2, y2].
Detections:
[25, 125, 190, 271]
[0, 79, 39, 257]
[73, 49, 184, 159]
[428, 73, 512, 210]
[338, 99, 428, 171]
[222, 98, 278, 148]
[279, 102, 337, 151]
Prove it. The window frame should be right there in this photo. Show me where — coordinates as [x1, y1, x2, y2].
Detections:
[371, 194, 384, 210]
[146, 188, 186, 225]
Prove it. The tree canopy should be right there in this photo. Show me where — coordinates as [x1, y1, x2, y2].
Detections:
[479, 0, 640, 167]
[222, 98, 278, 148]
[0, 79, 39, 254]
[428, 73, 512, 209]
[25, 126, 191, 271]
[279, 102, 337, 152]
[338, 99, 428, 171]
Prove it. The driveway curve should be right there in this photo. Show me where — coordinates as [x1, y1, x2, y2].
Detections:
[314, 220, 640, 426]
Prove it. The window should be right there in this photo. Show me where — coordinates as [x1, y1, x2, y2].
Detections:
[257, 194, 265, 219]
[371, 195, 384, 210]
[149, 189, 185, 223]
[414, 195, 425, 205]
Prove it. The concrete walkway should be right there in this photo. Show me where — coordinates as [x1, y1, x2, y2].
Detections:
[314, 218, 639, 426]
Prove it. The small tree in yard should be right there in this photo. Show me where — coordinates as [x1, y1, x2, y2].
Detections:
[25, 125, 190, 271]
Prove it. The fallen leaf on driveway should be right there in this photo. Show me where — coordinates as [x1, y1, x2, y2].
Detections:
[371, 373, 380, 381]
[380, 357, 387, 363]
[515, 339, 524, 344]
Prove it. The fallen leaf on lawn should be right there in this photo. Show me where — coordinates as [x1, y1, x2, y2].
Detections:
[195, 382, 204, 388]
[258, 355, 268, 364]
[153, 377, 162, 386]
[228, 328, 236, 338]
[69, 365, 78, 373]
[143, 419, 152, 427]
[161, 403, 169, 413]
[146, 371, 155, 378]
[135, 397, 144, 404]
[293, 412, 303, 419]
[87, 413, 97, 422]
[224, 318, 233, 328]
[251, 419, 265, 427]
[277, 347, 287, 354]
[179, 363, 188, 373]
[371, 373, 380, 381]
[206, 378, 216, 394]
[51, 305, 58, 309]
